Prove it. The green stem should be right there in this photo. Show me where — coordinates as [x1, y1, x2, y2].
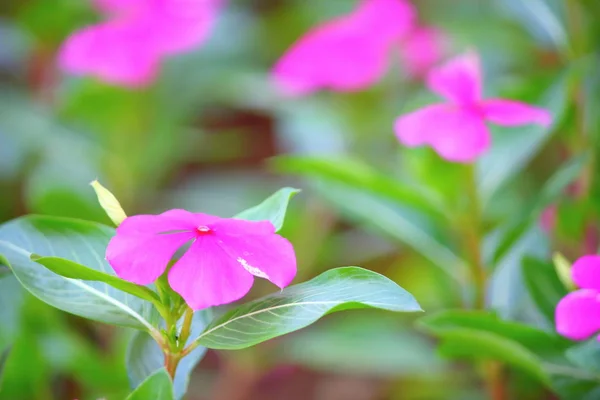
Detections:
[177, 307, 194, 351]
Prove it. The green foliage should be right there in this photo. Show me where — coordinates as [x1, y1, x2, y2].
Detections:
[125, 369, 174, 400]
[195, 267, 422, 350]
[0, 216, 157, 330]
[521, 257, 568, 325]
[235, 187, 300, 231]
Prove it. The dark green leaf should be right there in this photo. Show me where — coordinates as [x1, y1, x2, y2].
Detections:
[0, 215, 157, 330]
[418, 310, 571, 383]
[522, 257, 568, 325]
[127, 310, 211, 400]
[235, 187, 300, 232]
[566, 340, 600, 374]
[195, 267, 421, 350]
[32, 256, 160, 304]
[125, 369, 174, 400]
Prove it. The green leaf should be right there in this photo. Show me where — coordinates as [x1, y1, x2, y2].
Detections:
[273, 156, 446, 222]
[491, 155, 587, 265]
[194, 267, 421, 350]
[0, 346, 9, 387]
[32, 256, 160, 304]
[125, 369, 174, 400]
[553, 252, 576, 290]
[478, 73, 570, 204]
[127, 310, 211, 400]
[521, 257, 568, 325]
[235, 187, 300, 232]
[418, 310, 571, 384]
[0, 215, 157, 330]
[302, 180, 467, 284]
[566, 340, 600, 374]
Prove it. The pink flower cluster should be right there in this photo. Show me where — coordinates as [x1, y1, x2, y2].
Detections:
[556, 255, 600, 341]
[59, 0, 222, 87]
[272, 0, 444, 96]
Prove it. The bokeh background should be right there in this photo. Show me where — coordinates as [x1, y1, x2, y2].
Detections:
[1, 0, 599, 399]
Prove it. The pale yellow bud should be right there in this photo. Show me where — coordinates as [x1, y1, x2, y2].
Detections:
[90, 180, 127, 226]
[553, 252, 576, 291]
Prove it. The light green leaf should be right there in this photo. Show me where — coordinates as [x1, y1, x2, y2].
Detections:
[273, 156, 446, 222]
[235, 187, 299, 231]
[478, 73, 570, 204]
[306, 180, 467, 284]
[32, 256, 160, 304]
[0, 215, 156, 330]
[491, 155, 587, 265]
[127, 310, 211, 400]
[126, 369, 174, 400]
[90, 180, 127, 226]
[194, 267, 421, 350]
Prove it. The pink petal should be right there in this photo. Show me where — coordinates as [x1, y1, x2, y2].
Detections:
[572, 255, 600, 291]
[539, 205, 557, 234]
[214, 221, 297, 289]
[272, 0, 414, 96]
[106, 232, 192, 285]
[426, 51, 482, 105]
[400, 26, 445, 78]
[168, 237, 254, 310]
[394, 104, 490, 163]
[480, 99, 552, 127]
[555, 289, 600, 341]
[117, 210, 220, 235]
[58, 22, 159, 87]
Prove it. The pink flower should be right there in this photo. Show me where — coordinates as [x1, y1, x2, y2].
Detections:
[556, 255, 600, 341]
[399, 26, 445, 78]
[58, 0, 222, 87]
[539, 205, 557, 234]
[272, 0, 415, 96]
[106, 209, 297, 310]
[394, 51, 553, 162]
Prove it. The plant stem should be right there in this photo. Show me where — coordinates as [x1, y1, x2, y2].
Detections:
[177, 307, 194, 351]
[164, 351, 181, 380]
[464, 165, 506, 400]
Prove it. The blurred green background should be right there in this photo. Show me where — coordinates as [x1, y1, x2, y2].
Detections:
[1, 0, 600, 399]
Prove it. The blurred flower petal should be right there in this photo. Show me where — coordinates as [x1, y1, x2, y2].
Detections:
[481, 99, 553, 127]
[556, 289, 600, 341]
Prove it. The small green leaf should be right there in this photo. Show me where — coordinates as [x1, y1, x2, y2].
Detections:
[194, 267, 421, 350]
[235, 187, 299, 232]
[553, 252, 576, 291]
[521, 257, 568, 325]
[126, 369, 174, 400]
[127, 310, 211, 400]
[0, 215, 157, 330]
[90, 180, 127, 226]
[31, 256, 160, 304]
[418, 310, 571, 384]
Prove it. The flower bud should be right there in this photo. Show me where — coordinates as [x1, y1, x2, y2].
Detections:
[90, 180, 127, 226]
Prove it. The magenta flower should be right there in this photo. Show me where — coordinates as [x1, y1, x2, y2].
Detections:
[58, 0, 222, 87]
[394, 51, 553, 163]
[556, 255, 600, 341]
[106, 209, 297, 310]
[272, 0, 415, 96]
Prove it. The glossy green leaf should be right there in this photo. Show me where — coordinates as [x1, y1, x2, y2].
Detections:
[273, 156, 446, 222]
[194, 267, 421, 350]
[478, 73, 570, 204]
[0, 215, 157, 330]
[32, 256, 160, 304]
[126, 369, 174, 400]
[235, 187, 300, 231]
[521, 257, 568, 325]
[492, 154, 587, 265]
[418, 310, 571, 383]
[127, 310, 211, 400]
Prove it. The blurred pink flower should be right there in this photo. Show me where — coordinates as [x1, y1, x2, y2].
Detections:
[272, 0, 415, 96]
[540, 205, 557, 234]
[394, 51, 552, 163]
[58, 0, 222, 87]
[106, 209, 297, 310]
[556, 255, 600, 341]
[399, 26, 445, 78]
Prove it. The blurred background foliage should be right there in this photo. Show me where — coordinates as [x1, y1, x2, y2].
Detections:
[1, 0, 600, 399]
